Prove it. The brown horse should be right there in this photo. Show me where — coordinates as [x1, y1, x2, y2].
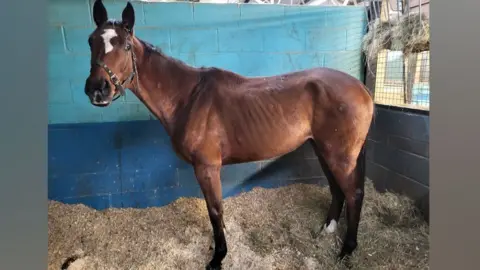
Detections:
[84, 1, 374, 269]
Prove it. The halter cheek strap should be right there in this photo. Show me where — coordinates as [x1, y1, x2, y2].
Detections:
[95, 40, 138, 102]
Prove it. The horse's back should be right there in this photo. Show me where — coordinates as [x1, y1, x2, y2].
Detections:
[184, 66, 373, 164]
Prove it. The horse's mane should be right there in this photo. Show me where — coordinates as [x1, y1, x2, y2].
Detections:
[136, 37, 198, 72]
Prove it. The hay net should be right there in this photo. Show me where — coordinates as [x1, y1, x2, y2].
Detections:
[362, 2, 430, 65]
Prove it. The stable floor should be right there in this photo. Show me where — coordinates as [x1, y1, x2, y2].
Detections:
[48, 180, 429, 270]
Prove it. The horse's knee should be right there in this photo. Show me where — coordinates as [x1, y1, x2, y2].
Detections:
[208, 201, 224, 221]
[209, 205, 221, 216]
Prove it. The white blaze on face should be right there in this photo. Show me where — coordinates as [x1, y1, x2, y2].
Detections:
[101, 28, 118, 54]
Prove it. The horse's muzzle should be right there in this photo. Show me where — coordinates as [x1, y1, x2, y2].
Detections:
[85, 77, 113, 107]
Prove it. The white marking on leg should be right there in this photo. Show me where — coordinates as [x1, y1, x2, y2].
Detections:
[324, 219, 337, 233]
[101, 29, 118, 54]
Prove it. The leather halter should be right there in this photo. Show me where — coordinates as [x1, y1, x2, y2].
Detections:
[95, 37, 138, 102]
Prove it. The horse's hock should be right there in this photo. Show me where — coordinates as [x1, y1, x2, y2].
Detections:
[48, 1, 430, 270]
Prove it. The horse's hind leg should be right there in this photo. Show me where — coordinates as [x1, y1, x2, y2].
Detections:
[337, 143, 366, 259]
[310, 140, 345, 234]
[313, 139, 367, 259]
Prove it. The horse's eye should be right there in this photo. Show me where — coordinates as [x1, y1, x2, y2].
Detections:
[125, 43, 131, 51]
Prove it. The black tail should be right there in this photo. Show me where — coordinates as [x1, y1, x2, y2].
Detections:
[356, 141, 367, 183]
[360, 85, 375, 182]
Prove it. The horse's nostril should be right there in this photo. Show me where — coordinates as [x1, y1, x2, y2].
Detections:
[101, 79, 108, 89]
[101, 79, 110, 95]
[94, 93, 102, 102]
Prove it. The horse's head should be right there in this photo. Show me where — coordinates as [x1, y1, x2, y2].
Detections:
[84, 0, 137, 107]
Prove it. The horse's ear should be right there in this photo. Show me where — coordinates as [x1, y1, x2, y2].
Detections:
[92, 0, 108, 27]
[122, 2, 135, 33]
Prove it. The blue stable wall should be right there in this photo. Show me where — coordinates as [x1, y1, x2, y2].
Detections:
[48, 0, 368, 209]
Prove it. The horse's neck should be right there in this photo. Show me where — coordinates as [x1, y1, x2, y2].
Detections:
[130, 38, 200, 134]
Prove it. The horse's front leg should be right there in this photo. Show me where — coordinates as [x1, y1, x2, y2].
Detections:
[194, 163, 227, 270]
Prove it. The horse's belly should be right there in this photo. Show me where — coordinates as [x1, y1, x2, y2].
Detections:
[225, 125, 311, 163]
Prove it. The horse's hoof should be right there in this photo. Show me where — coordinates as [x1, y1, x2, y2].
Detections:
[337, 246, 355, 268]
[338, 247, 353, 260]
[337, 253, 353, 269]
[205, 263, 221, 270]
[338, 240, 356, 259]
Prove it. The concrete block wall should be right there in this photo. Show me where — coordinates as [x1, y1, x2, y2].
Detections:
[366, 107, 430, 221]
[49, 120, 326, 209]
[48, 0, 367, 124]
[48, 0, 368, 210]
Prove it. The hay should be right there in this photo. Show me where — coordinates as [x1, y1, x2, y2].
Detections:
[48, 179, 429, 270]
[363, 13, 430, 63]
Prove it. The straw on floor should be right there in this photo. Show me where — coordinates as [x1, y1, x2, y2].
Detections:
[49, 179, 429, 270]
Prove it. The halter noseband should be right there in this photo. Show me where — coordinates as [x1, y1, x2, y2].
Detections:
[95, 37, 138, 102]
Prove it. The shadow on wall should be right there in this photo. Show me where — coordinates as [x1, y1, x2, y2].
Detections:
[230, 141, 323, 196]
[48, 118, 328, 209]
